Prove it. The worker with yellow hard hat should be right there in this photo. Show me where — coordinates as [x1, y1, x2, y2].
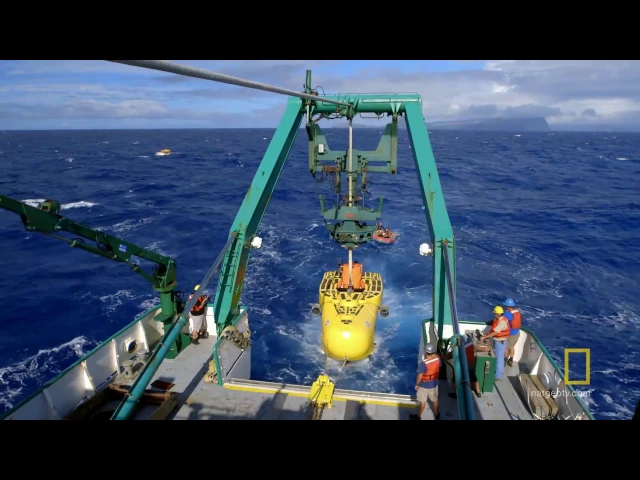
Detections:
[480, 305, 511, 381]
[187, 284, 209, 344]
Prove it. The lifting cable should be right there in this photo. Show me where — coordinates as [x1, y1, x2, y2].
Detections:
[107, 60, 351, 107]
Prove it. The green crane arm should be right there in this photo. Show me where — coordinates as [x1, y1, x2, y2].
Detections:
[0, 195, 179, 324]
[403, 102, 456, 343]
[211, 97, 305, 332]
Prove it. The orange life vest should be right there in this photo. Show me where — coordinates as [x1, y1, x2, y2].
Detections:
[188, 294, 207, 314]
[509, 309, 522, 330]
[420, 356, 441, 383]
[491, 316, 511, 339]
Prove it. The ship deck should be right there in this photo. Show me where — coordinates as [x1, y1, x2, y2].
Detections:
[119, 337, 534, 420]
[474, 362, 533, 420]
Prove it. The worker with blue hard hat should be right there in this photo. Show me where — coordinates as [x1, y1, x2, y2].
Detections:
[502, 298, 522, 367]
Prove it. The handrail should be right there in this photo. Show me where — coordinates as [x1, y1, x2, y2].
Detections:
[441, 241, 475, 420]
[111, 232, 237, 420]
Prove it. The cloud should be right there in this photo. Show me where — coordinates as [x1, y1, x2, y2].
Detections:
[1, 60, 640, 129]
[309, 60, 640, 128]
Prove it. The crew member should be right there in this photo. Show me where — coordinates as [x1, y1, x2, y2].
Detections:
[447, 334, 482, 399]
[480, 306, 510, 381]
[188, 284, 209, 343]
[502, 298, 521, 367]
[414, 343, 441, 420]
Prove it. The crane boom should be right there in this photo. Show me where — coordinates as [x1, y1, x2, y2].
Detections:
[0, 194, 188, 357]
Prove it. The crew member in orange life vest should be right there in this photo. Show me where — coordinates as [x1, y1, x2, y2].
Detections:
[502, 298, 521, 367]
[188, 285, 209, 344]
[480, 306, 510, 381]
[414, 343, 441, 420]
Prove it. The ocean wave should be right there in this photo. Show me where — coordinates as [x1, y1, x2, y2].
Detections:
[0, 128, 638, 419]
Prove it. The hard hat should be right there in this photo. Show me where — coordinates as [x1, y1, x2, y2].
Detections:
[493, 306, 504, 314]
[424, 344, 436, 355]
[194, 285, 200, 291]
[503, 298, 516, 307]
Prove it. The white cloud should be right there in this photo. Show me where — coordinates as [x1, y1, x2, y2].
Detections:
[1, 60, 640, 129]
[310, 60, 640, 128]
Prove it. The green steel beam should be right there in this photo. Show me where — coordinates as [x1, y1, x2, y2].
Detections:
[404, 102, 455, 342]
[211, 97, 304, 332]
[308, 122, 398, 173]
[312, 94, 421, 116]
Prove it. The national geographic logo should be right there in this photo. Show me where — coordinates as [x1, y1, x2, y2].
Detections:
[564, 348, 590, 386]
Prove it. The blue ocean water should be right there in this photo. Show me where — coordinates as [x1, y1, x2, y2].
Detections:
[0, 128, 638, 419]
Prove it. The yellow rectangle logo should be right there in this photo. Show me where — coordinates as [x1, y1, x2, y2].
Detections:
[564, 348, 590, 385]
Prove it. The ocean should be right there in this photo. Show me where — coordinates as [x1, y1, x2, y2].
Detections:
[0, 128, 638, 419]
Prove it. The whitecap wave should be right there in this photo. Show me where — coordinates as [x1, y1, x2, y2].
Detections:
[0, 336, 93, 411]
[21, 199, 98, 210]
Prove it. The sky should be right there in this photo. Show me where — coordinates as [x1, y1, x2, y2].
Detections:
[1, 60, 639, 130]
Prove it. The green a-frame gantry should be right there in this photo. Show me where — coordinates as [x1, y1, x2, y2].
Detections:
[210, 70, 456, 360]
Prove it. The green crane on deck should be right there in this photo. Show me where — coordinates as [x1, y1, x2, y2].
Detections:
[0, 195, 190, 358]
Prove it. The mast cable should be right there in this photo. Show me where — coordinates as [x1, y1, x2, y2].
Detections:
[107, 60, 351, 107]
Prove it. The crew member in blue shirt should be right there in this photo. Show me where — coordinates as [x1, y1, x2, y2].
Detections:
[502, 297, 522, 367]
[413, 343, 441, 420]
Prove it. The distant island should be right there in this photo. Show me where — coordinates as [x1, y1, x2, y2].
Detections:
[426, 117, 549, 132]
[328, 116, 550, 132]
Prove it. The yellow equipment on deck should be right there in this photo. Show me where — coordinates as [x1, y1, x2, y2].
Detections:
[309, 374, 335, 420]
[310, 374, 335, 408]
[312, 260, 389, 362]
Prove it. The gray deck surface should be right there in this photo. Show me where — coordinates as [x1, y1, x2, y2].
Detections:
[125, 338, 534, 420]
[473, 361, 533, 420]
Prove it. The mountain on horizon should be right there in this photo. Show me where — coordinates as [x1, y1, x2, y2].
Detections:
[426, 117, 549, 132]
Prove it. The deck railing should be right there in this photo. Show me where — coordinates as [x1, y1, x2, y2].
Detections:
[442, 243, 476, 420]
